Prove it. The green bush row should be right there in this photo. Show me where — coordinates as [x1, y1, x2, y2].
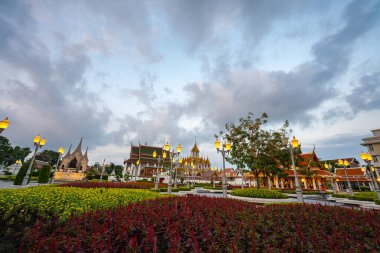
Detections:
[375, 200, 380, 205]
[279, 190, 323, 195]
[150, 187, 192, 193]
[231, 188, 288, 199]
[349, 196, 376, 202]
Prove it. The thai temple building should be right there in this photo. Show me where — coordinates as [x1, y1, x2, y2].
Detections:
[54, 138, 89, 181]
[225, 150, 371, 191]
[180, 141, 211, 175]
[123, 141, 212, 182]
[124, 144, 165, 179]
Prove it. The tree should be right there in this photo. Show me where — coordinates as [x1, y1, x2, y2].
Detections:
[35, 150, 59, 165]
[0, 136, 31, 167]
[222, 113, 290, 189]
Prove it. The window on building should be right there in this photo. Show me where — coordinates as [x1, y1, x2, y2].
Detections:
[369, 144, 374, 151]
[373, 156, 379, 163]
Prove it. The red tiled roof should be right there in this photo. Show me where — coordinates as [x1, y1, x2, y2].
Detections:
[335, 167, 365, 176]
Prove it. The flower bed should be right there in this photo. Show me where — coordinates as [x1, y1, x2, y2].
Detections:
[23, 196, 380, 252]
[0, 186, 162, 221]
[0, 186, 162, 251]
[231, 188, 288, 199]
[59, 181, 167, 189]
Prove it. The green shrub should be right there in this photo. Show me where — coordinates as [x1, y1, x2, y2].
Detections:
[0, 176, 16, 181]
[178, 187, 192, 191]
[93, 175, 108, 181]
[231, 188, 288, 199]
[31, 171, 39, 177]
[150, 188, 180, 193]
[13, 162, 31, 185]
[358, 186, 370, 191]
[375, 200, 380, 205]
[354, 192, 378, 199]
[279, 189, 322, 195]
[348, 196, 375, 202]
[332, 194, 352, 198]
[37, 165, 51, 184]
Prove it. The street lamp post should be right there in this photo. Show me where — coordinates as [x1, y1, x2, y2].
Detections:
[0, 117, 10, 134]
[191, 162, 195, 187]
[99, 159, 106, 182]
[361, 152, 380, 200]
[215, 138, 231, 198]
[153, 150, 165, 190]
[338, 159, 353, 195]
[324, 163, 337, 194]
[163, 142, 182, 194]
[50, 147, 64, 184]
[21, 135, 46, 186]
[282, 134, 303, 203]
[184, 161, 190, 188]
[174, 157, 182, 188]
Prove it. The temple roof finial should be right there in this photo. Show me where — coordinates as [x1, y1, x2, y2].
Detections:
[73, 137, 83, 155]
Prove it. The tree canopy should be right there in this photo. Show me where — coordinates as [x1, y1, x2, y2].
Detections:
[0, 136, 31, 167]
[35, 150, 60, 165]
[220, 112, 292, 188]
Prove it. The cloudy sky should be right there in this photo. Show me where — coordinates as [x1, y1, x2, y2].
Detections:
[1, 0, 380, 166]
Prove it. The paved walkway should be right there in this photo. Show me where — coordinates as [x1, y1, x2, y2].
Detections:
[0, 181, 40, 189]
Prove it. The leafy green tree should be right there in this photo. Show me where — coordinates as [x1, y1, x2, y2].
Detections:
[0, 136, 31, 167]
[222, 113, 290, 189]
[114, 165, 124, 177]
[35, 150, 59, 165]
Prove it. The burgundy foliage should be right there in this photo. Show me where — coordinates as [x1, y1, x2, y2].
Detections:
[59, 181, 166, 189]
[23, 196, 379, 252]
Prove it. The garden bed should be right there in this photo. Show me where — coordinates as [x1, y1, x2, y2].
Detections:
[22, 196, 380, 252]
[0, 186, 162, 251]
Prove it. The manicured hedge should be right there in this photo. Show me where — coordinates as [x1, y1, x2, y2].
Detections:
[150, 187, 192, 193]
[22, 196, 380, 252]
[13, 161, 31, 185]
[279, 189, 323, 195]
[231, 188, 288, 199]
[333, 192, 378, 202]
[37, 165, 51, 184]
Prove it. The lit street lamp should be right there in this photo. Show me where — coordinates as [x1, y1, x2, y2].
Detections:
[282, 134, 303, 203]
[164, 142, 182, 194]
[152, 150, 166, 190]
[360, 152, 380, 199]
[0, 117, 9, 134]
[324, 163, 337, 194]
[50, 147, 64, 184]
[338, 159, 353, 195]
[215, 137, 231, 198]
[21, 134, 46, 186]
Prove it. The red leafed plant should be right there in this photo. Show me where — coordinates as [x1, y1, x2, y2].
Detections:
[58, 181, 167, 189]
[23, 196, 380, 252]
